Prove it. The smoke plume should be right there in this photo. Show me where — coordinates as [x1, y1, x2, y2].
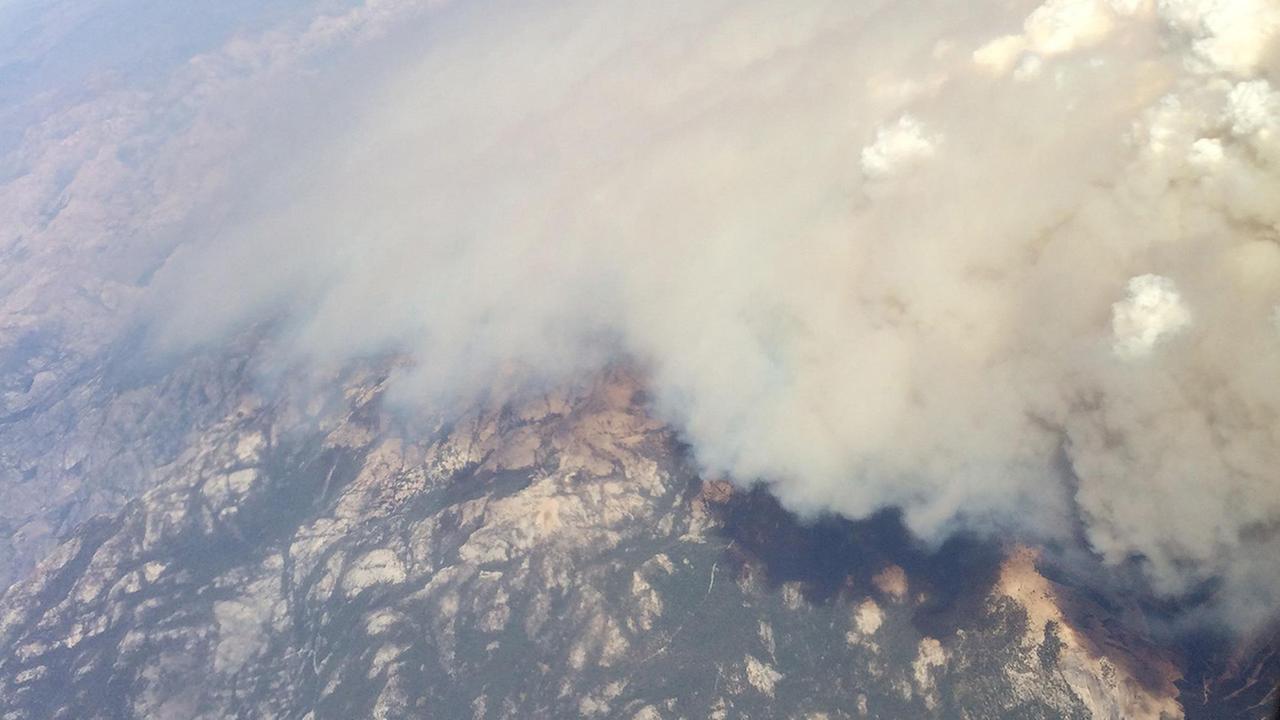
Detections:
[16, 0, 1280, 632]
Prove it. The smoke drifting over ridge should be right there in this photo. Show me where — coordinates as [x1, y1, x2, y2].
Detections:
[137, 0, 1280, 631]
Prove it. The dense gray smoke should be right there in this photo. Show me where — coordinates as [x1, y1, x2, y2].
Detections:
[5, 0, 1279, 632]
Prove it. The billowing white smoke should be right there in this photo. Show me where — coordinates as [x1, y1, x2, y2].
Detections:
[148, 0, 1280, 631]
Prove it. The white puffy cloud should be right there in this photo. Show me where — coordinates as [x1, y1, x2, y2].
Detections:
[860, 115, 942, 179]
[1157, 0, 1280, 74]
[1227, 79, 1280, 137]
[1112, 275, 1192, 358]
[973, 0, 1124, 75]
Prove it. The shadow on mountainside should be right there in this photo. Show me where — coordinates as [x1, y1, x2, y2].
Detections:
[709, 483, 1005, 641]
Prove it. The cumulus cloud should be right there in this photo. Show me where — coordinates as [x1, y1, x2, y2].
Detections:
[8, 0, 1278, 633]
[1111, 274, 1191, 358]
[860, 115, 941, 179]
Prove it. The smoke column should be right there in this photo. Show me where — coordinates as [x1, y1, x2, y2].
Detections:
[123, 0, 1280, 633]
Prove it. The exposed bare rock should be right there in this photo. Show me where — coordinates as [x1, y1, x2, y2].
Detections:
[1, 367, 1253, 718]
[994, 547, 1184, 720]
[873, 565, 909, 603]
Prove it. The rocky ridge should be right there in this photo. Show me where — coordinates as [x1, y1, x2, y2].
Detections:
[0, 367, 1239, 719]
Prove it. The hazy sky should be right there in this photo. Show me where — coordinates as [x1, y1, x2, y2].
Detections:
[4, 0, 1279, 634]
